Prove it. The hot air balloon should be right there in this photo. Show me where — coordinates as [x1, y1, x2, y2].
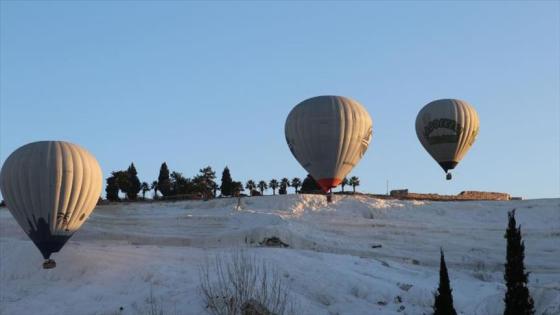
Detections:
[285, 95, 373, 201]
[415, 99, 480, 180]
[0, 141, 102, 268]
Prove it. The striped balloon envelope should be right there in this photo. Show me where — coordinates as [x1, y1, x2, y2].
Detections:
[415, 99, 480, 180]
[0, 141, 103, 268]
[285, 95, 373, 193]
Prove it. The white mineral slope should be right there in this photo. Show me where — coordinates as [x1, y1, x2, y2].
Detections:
[0, 195, 558, 315]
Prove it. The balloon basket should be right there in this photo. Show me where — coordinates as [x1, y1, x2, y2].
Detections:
[43, 259, 56, 269]
[446, 173, 452, 180]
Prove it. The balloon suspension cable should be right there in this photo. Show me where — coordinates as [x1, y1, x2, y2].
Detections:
[43, 259, 56, 269]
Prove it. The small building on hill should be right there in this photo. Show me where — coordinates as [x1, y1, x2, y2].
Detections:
[390, 189, 409, 197]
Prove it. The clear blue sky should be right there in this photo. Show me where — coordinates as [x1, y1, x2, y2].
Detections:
[1, 1, 559, 199]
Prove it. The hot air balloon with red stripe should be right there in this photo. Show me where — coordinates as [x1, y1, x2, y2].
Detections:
[285, 96, 373, 201]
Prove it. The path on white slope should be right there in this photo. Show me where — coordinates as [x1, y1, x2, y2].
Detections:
[0, 195, 559, 315]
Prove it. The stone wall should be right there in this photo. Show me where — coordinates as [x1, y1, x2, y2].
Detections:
[458, 191, 511, 200]
[370, 190, 512, 201]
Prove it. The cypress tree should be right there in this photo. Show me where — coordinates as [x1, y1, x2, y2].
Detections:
[125, 163, 141, 200]
[158, 162, 171, 197]
[105, 176, 120, 201]
[220, 166, 233, 197]
[504, 209, 535, 315]
[433, 249, 457, 315]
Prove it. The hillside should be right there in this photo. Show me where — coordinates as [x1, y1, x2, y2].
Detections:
[1, 195, 559, 315]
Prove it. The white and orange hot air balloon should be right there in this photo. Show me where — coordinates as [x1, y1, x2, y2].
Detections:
[0, 141, 102, 268]
[285, 96, 373, 197]
[415, 99, 480, 180]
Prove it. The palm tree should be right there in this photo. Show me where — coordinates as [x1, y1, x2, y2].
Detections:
[341, 177, 349, 193]
[245, 180, 256, 195]
[140, 182, 150, 199]
[269, 179, 279, 195]
[150, 180, 158, 199]
[257, 180, 268, 195]
[291, 177, 301, 193]
[280, 178, 290, 194]
[349, 176, 360, 193]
